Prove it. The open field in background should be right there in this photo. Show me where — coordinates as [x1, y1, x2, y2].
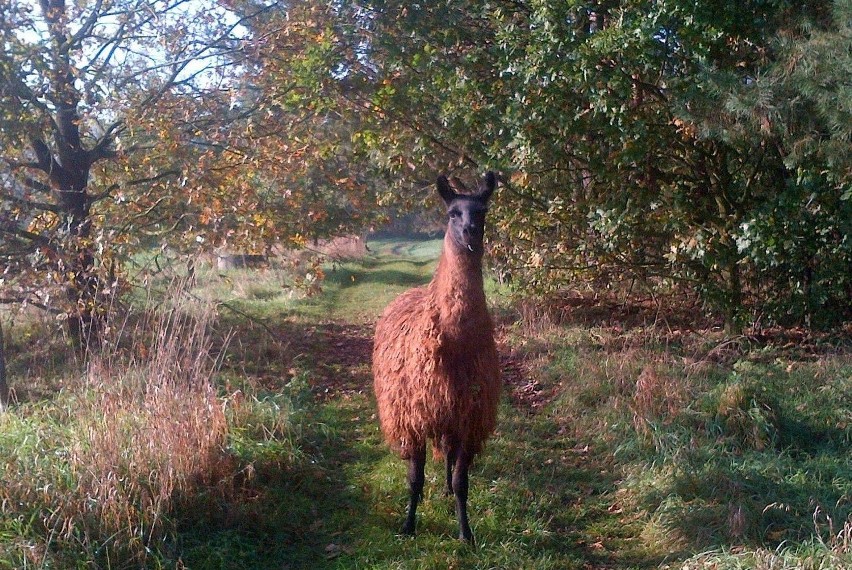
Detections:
[0, 237, 850, 569]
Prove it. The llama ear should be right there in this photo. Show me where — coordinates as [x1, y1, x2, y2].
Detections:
[477, 171, 497, 202]
[437, 175, 457, 205]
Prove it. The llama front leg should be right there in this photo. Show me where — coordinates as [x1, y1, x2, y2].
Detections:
[452, 450, 475, 544]
[401, 444, 426, 536]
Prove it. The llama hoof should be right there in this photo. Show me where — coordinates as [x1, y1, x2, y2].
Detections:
[400, 523, 416, 537]
[459, 531, 476, 546]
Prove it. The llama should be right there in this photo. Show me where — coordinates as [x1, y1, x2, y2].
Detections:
[372, 171, 501, 544]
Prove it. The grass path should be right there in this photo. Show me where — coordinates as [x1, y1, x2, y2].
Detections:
[276, 333, 648, 569]
[193, 237, 850, 569]
[184, 238, 660, 569]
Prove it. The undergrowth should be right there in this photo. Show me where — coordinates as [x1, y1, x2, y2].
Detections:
[1, 239, 849, 569]
[516, 316, 852, 568]
[0, 295, 228, 567]
[0, 291, 309, 568]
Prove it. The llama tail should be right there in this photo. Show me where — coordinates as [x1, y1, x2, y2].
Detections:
[431, 439, 445, 461]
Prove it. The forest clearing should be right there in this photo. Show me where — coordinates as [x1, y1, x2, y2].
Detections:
[1, 238, 849, 569]
[2, 1, 851, 568]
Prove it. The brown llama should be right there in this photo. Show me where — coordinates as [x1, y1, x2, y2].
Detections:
[372, 171, 501, 544]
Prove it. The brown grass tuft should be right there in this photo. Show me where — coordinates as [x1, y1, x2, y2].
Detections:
[0, 293, 231, 565]
[631, 363, 689, 438]
[80, 297, 227, 553]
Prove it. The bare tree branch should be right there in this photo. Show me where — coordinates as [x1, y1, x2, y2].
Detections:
[0, 225, 54, 247]
[1, 192, 62, 214]
[29, 137, 59, 175]
[21, 176, 53, 194]
[68, 0, 105, 51]
[0, 296, 63, 314]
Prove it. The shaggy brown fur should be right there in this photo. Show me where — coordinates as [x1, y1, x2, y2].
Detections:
[372, 247, 500, 459]
[372, 172, 500, 543]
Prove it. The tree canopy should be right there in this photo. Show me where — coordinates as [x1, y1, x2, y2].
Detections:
[1, 0, 245, 335]
[247, 0, 850, 330]
[2, 0, 849, 335]
[0, 0, 380, 341]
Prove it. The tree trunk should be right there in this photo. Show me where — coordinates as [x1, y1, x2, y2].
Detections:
[712, 146, 744, 335]
[722, 260, 743, 335]
[0, 319, 8, 408]
[38, 142, 103, 351]
[60, 182, 101, 350]
[36, 0, 104, 351]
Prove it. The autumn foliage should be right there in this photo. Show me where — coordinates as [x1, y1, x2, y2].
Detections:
[2, 0, 850, 337]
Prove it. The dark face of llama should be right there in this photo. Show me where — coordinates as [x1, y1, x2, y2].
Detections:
[437, 171, 497, 256]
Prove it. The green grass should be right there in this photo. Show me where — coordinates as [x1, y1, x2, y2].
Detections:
[289, 238, 442, 321]
[1, 236, 850, 569]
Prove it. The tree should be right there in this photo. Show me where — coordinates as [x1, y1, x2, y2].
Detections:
[213, 0, 395, 245]
[1, 0, 383, 348]
[255, 0, 850, 330]
[722, 0, 852, 327]
[0, 0, 260, 343]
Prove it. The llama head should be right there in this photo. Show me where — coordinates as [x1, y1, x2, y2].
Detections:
[437, 171, 497, 256]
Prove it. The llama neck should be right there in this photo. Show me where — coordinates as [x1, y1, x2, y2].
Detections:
[431, 236, 489, 337]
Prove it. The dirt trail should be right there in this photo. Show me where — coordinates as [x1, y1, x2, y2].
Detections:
[303, 320, 375, 399]
[285, 316, 549, 414]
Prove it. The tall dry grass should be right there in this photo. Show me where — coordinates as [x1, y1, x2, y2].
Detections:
[0, 293, 230, 566]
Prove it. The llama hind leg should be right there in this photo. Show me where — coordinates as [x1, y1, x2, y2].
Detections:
[401, 444, 426, 536]
[452, 450, 475, 544]
[441, 436, 458, 496]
